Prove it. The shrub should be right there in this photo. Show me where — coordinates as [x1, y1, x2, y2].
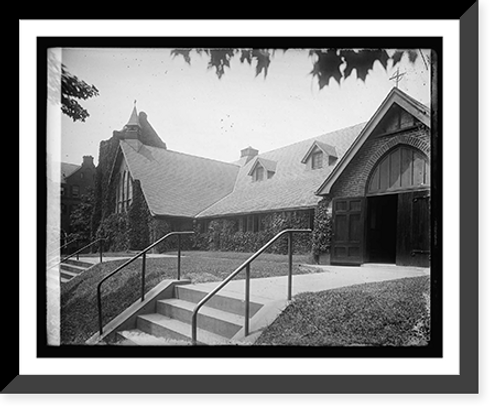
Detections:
[311, 199, 332, 259]
[96, 213, 129, 252]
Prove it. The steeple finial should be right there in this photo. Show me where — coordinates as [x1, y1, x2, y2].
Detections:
[389, 68, 406, 89]
[126, 101, 140, 127]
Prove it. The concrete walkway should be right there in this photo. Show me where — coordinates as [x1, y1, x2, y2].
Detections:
[191, 264, 430, 303]
[186, 263, 430, 342]
[76, 253, 180, 265]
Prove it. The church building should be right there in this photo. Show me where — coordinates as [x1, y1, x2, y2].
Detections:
[316, 88, 431, 267]
[91, 87, 431, 267]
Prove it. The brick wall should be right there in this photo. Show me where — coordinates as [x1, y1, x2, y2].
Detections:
[61, 157, 96, 236]
[330, 124, 431, 199]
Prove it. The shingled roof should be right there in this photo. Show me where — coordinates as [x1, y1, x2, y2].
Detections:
[61, 162, 80, 182]
[120, 141, 239, 218]
[196, 122, 366, 218]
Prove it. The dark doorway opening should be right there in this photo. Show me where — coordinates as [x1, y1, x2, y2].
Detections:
[366, 194, 398, 263]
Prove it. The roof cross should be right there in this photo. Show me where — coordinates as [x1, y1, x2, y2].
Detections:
[389, 68, 406, 88]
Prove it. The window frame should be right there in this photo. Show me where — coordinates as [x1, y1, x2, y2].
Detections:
[116, 170, 134, 213]
[311, 150, 323, 170]
[254, 165, 265, 182]
[71, 185, 80, 198]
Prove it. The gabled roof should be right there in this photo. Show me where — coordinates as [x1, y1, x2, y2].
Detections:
[315, 88, 430, 196]
[196, 122, 366, 218]
[120, 141, 239, 217]
[248, 157, 277, 176]
[301, 140, 338, 163]
[61, 162, 80, 182]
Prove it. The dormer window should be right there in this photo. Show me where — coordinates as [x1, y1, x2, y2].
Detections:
[248, 157, 277, 182]
[302, 140, 338, 170]
[311, 151, 323, 170]
[255, 166, 264, 181]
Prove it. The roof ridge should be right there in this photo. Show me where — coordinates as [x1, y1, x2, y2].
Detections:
[257, 121, 368, 157]
[162, 147, 241, 168]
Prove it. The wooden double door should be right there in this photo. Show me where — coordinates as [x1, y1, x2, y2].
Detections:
[330, 189, 430, 267]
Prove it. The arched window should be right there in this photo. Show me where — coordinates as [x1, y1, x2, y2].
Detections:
[116, 170, 134, 213]
[367, 146, 430, 195]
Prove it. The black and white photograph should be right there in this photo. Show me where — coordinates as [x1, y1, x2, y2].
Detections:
[9, 4, 492, 405]
[43, 42, 440, 356]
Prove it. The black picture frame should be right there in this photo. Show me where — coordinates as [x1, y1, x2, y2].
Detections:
[6, 8, 479, 394]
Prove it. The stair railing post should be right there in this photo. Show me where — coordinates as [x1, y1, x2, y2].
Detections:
[288, 231, 293, 301]
[245, 264, 250, 337]
[177, 234, 181, 280]
[97, 287, 103, 335]
[192, 313, 198, 345]
[141, 252, 146, 301]
[99, 239, 103, 263]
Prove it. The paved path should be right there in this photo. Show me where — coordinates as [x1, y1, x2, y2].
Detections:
[187, 263, 430, 342]
[76, 253, 179, 265]
[191, 264, 430, 302]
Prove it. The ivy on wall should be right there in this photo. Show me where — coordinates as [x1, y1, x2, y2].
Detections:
[311, 198, 333, 260]
[193, 210, 313, 255]
[127, 180, 151, 250]
[91, 136, 152, 252]
[91, 136, 120, 239]
[91, 136, 331, 259]
[91, 137, 192, 253]
[96, 212, 129, 252]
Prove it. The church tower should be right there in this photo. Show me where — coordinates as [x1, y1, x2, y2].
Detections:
[114, 102, 167, 149]
[123, 102, 140, 140]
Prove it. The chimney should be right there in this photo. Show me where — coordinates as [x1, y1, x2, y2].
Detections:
[240, 146, 259, 163]
[82, 155, 95, 167]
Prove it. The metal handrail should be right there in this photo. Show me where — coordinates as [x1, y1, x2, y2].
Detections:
[97, 231, 194, 335]
[191, 228, 312, 344]
[47, 238, 103, 270]
[47, 236, 78, 258]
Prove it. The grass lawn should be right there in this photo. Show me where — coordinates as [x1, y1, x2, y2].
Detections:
[254, 275, 431, 347]
[60, 250, 318, 345]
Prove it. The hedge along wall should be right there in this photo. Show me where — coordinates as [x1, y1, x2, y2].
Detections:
[146, 216, 194, 253]
[193, 210, 314, 255]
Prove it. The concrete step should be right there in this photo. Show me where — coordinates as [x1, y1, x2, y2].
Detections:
[64, 259, 93, 268]
[137, 313, 232, 345]
[60, 263, 89, 274]
[175, 285, 262, 317]
[157, 298, 243, 338]
[60, 268, 84, 282]
[115, 329, 191, 346]
[59, 259, 94, 283]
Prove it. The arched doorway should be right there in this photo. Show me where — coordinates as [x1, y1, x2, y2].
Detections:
[365, 145, 430, 266]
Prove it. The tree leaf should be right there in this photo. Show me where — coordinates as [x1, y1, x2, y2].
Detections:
[59, 64, 99, 122]
[253, 49, 271, 78]
[207, 49, 236, 79]
[341, 49, 390, 82]
[407, 49, 419, 63]
[240, 49, 253, 65]
[391, 50, 404, 66]
[171, 49, 192, 65]
[309, 49, 343, 89]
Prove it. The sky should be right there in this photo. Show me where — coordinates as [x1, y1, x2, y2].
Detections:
[57, 48, 430, 166]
